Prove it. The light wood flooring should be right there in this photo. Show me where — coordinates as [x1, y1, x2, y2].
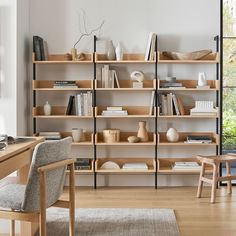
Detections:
[61, 186, 236, 236]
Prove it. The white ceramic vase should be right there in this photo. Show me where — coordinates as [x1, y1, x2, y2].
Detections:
[198, 72, 207, 86]
[72, 128, 83, 142]
[43, 101, 51, 115]
[107, 40, 116, 60]
[115, 42, 123, 61]
[166, 128, 179, 142]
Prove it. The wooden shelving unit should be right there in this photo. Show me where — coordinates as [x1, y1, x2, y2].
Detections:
[158, 79, 219, 91]
[95, 158, 156, 174]
[95, 53, 156, 64]
[157, 132, 219, 146]
[157, 157, 213, 174]
[33, 80, 93, 91]
[95, 132, 156, 146]
[95, 106, 156, 118]
[33, 106, 93, 119]
[157, 51, 219, 64]
[95, 79, 156, 91]
[32, 53, 93, 64]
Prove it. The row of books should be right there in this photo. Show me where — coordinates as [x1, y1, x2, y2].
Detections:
[53, 81, 78, 88]
[101, 106, 128, 116]
[66, 92, 92, 116]
[145, 32, 157, 61]
[158, 93, 185, 116]
[33, 35, 48, 61]
[101, 65, 120, 88]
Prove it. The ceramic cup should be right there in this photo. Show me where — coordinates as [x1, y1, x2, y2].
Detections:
[72, 128, 83, 142]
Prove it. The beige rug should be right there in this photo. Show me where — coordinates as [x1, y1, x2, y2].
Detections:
[41, 208, 180, 236]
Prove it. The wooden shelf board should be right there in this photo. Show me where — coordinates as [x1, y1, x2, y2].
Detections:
[158, 60, 218, 64]
[96, 115, 155, 118]
[96, 88, 155, 91]
[158, 88, 218, 91]
[33, 115, 93, 119]
[33, 88, 93, 91]
[158, 142, 218, 146]
[158, 115, 218, 119]
[96, 142, 155, 146]
[96, 169, 155, 174]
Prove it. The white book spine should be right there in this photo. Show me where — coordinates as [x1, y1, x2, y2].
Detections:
[83, 93, 88, 116]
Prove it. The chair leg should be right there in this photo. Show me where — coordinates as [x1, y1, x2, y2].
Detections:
[10, 209, 15, 236]
[39, 172, 47, 236]
[69, 163, 75, 236]
[226, 161, 232, 194]
[197, 162, 205, 198]
[211, 164, 218, 203]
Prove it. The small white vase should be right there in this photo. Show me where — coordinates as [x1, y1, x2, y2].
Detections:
[166, 128, 179, 142]
[72, 128, 83, 142]
[107, 40, 116, 60]
[43, 101, 51, 115]
[198, 72, 207, 87]
[115, 42, 123, 61]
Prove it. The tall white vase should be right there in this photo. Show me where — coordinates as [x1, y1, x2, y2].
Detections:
[43, 101, 51, 115]
[115, 42, 123, 61]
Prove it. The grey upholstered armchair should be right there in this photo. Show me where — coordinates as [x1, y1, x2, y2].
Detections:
[0, 137, 75, 236]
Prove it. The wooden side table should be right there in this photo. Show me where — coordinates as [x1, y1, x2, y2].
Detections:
[197, 154, 236, 203]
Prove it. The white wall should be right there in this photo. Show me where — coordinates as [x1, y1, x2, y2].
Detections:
[29, 0, 220, 187]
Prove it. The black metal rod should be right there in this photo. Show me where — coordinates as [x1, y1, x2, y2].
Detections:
[33, 63, 36, 134]
[155, 35, 158, 189]
[93, 35, 97, 189]
[215, 35, 219, 156]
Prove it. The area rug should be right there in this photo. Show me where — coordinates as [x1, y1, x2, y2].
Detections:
[42, 207, 180, 236]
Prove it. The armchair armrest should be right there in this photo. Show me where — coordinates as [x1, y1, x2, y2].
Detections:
[37, 159, 75, 173]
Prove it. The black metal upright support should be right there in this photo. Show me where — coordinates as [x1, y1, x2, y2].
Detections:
[155, 35, 158, 189]
[93, 35, 97, 189]
[33, 63, 36, 134]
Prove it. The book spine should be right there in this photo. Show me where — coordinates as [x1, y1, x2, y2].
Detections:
[33, 36, 41, 61]
[38, 36, 45, 61]
[66, 96, 74, 115]
[172, 94, 180, 115]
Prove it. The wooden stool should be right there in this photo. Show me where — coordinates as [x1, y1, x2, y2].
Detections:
[197, 154, 236, 203]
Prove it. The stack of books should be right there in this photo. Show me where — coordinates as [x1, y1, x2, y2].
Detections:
[53, 81, 78, 89]
[145, 32, 157, 61]
[172, 162, 201, 170]
[74, 158, 91, 170]
[66, 92, 92, 116]
[101, 65, 120, 88]
[158, 93, 185, 116]
[160, 82, 185, 89]
[33, 35, 48, 61]
[122, 162, 148, 170]
[185, 135, 212, 144]
[190, 101, 217, 116]
[101, 107, 128, 116]
[39, 132, 61, 140]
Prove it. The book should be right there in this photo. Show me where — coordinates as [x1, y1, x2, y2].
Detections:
[33, 36, 41, 61]
[196, 85, 210, 89]
[172, 94, 180, 115]
[186, 135, 212, 143]
[172, 162, 201, 170]
[149, 91, 155, 115]
[38, 36, 45, 60]
[66, 96, 75, 115]
[102, 110, 128, 116]
[122, 162, 148, 170]
[161, 94, 168, 115]
[114, 70, 120, 88]
[191, 112, 217, 116]
[107, 106, 123, 111]
[149, 34, 157, 60]
[145, 32, 155, 61]
[176, 97, 185, 115]
[160, 82, 183, 88]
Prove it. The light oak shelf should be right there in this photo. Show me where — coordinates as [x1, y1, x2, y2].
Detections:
[33, 80, 93, 91]
[33, 106, 93, 118]
[95, 53, 156, 64]
[157, 107, 219, 119]
[32, 53, 93, 64]
[157, 51, 219, 64]
[158, 132, 219, 146]
[158, 79, 219, 91]
[95, 158, 156, 173]
[95, 106, 156, 118]
[157, 157, 213, 174]
[95, 79, 156, 91]
[95, 132, 156, 146]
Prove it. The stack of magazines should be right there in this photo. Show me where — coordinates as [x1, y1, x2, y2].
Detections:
[102, 107, 128, 116]
[172, 162, 201, 170]
[122, 163, 148, 170]
[185, 135, 212, 144]
[53, 81, 78, 89]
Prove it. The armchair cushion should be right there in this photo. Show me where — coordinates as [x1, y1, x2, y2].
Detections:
[0, 184, 25, 210]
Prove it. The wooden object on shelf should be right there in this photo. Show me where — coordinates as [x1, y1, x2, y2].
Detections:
[102, 129, 120, 143]
[157, 157, 213, 174]
[95, 79, 155, 90]
[197, 154, 236, 203]
[95, 158, 156, 173]
[96, 132, 155, 145]
[33, 80, 93, 91]
[95, 106, 156, 118]
[158, 51, 219, 63]
[158, 80, 219, 91]
[32, 52, 93, 64]
[95, 53, 156, 63]
[158, 132, 219, 146]
[162, 50, 212, 60]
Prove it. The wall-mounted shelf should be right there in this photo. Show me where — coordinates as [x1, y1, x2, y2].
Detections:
[95, 132, 156, 146]
[33, 106, 93, 118]
[95, 53, 156, 64]
[157, 51, 219, 64]
[95, 158, 156, 173]
[33, 80, 93, 91]
[32, 53, 93, 64]
[157, 132, 219, 146]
